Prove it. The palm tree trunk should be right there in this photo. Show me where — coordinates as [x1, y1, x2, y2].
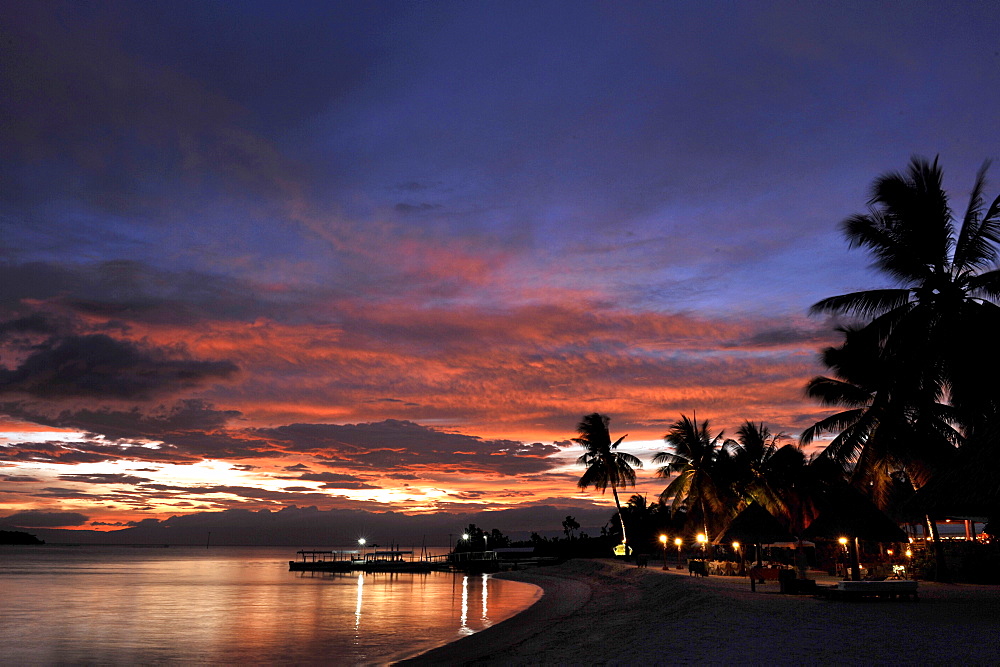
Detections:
[611, 483, 628, 547]
[925, 514, 948, 581]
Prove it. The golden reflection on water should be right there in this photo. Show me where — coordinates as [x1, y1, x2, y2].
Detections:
[0, 546, 542, 665]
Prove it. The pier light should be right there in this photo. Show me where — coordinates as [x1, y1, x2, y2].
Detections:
[462, 533, 470, 541]
[358, 538, 366, 559]
[659, 535, 668, 570]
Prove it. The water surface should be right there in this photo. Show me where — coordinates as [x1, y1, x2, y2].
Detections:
[0, 545, 541, 665]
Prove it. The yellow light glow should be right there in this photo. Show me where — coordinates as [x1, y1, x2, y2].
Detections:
[886, 549, 894, 556]
[673, 537, 682, 547]
[659, 534, 667, 544]
[696, 533, 706, 544]
[838, 537, 848, 545]
[731, 541, 740, 550]
[905, 549, 912, 558]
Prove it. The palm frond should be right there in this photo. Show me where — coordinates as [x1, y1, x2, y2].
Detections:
[954, 160, 995, 270]
[809, 289, 911, 318]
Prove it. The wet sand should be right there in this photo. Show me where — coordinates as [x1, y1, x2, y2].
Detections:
[402, 558, 1000, 665]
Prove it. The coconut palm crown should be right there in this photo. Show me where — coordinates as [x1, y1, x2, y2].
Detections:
[810, 156, 1000, 428]
[654, 414, 729, 538]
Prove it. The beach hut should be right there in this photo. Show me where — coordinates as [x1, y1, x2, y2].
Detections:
[715, 502, 795, 567]
[803, 486, 907, 580]
[715, 502, 794, 546]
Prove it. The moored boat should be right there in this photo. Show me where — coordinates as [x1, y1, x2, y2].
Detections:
[362, 550, 433, 573]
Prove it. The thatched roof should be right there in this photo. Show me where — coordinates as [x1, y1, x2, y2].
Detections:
[907, 443, 1000, 518]
[802, 485, 907, 543]
[714, 502, 794, 545]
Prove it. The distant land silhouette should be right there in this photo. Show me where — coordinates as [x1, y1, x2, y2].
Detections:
[0, 530, 44, 545]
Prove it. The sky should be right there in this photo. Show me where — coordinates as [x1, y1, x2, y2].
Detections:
[2, 0, 1000, 544]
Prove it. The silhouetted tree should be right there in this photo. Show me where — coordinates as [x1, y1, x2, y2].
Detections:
[655, 414, 731, 539]
[561, 515, 580, 539]
[574, 413, 642, 547]
[811, 156, 1000, 434]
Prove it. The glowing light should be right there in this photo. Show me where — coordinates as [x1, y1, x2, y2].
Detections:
[696, 533, 706, 544]
[659, 535, 667, 544]
[673, 537, 682, 547]
[838, 537, 848, 546]
[731, 541, 740, 550]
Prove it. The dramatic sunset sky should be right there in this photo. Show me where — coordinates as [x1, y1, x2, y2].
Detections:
[2, 1, 999, 543]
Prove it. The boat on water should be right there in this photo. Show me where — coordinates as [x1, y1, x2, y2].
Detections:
[446, 549, 500, 573]
[362, 550, 433, 573]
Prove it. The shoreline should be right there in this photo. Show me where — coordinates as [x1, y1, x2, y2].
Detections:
[401, 558, 1000, 665]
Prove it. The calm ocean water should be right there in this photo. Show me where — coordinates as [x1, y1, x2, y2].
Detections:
[0, 545, 541, 665]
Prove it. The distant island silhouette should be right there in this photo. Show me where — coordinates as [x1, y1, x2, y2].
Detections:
[0, 530, 45, 545]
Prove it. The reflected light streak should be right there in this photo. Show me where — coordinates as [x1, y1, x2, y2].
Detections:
[354, 573, 364, 633]
[459, 575, 472, 636]
[481, 573, 489, 623]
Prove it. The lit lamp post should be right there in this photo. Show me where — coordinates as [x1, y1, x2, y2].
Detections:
[696, 532, 707, 557]
[659, 535, 668, 570]
[358, 537, 366, 561]
[732, 541, 741, 574]
[674, 537, 683, 569]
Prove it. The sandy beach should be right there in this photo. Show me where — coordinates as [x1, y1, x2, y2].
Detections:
[402, 559, 1000, 665]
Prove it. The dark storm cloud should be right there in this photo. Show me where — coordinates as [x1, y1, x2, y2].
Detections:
[0, 333, 237, 400]
[257, 420, 561, 475]
[0, 510, 89, 527]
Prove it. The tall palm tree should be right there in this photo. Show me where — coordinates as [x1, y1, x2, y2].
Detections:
[810, 156, 1000, 431]
[574, 413, 642, 547]
[807, 157, 1000, 579]
[654, 414, 730, 539]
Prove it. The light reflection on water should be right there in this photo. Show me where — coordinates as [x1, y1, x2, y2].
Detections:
[0, 545, 541, 665]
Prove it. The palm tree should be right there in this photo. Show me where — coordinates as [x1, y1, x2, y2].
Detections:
[801, 326, 960, 508]
[724, 421, 794, 516]
[810, 156, 1000, 431]
[807, 157, 1000, 579]
[654, 414, 731, 539]
[573, 413, 642, 547]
